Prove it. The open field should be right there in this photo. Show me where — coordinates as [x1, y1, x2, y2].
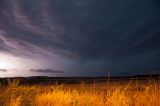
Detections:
[0, 78, 160, 106]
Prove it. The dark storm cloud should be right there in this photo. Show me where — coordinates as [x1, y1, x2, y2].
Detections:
[30, 69, 65, 74]
[0, 0, 160, 76]
[0, 69, 7, 72]
[0, 0, 159, 59]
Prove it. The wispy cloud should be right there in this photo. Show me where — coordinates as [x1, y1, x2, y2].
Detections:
[30, 69, 65, 74]
[0, 69, 7, 72]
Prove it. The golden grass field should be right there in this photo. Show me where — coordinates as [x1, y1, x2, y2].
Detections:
[0, 79, 159, 106]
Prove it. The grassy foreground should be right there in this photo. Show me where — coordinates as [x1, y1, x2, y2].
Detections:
[0, 80, 159, 106]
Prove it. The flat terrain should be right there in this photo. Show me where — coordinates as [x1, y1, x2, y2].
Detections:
[0, 76, 159, 106]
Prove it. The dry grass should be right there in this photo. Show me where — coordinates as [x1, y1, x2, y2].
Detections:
[0, 80, 159, 106]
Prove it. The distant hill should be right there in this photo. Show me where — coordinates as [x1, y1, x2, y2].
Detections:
[0, 74, 159, 85]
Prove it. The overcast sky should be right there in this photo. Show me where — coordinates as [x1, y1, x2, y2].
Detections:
[0, 0, 160, 77]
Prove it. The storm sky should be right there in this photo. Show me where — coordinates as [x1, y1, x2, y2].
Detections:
[0, 0, 160, 77]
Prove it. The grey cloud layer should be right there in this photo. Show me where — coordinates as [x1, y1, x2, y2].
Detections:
[0, 0, 160, 75]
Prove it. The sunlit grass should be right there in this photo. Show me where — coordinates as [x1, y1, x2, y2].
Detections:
[0, 79, 159, 106]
